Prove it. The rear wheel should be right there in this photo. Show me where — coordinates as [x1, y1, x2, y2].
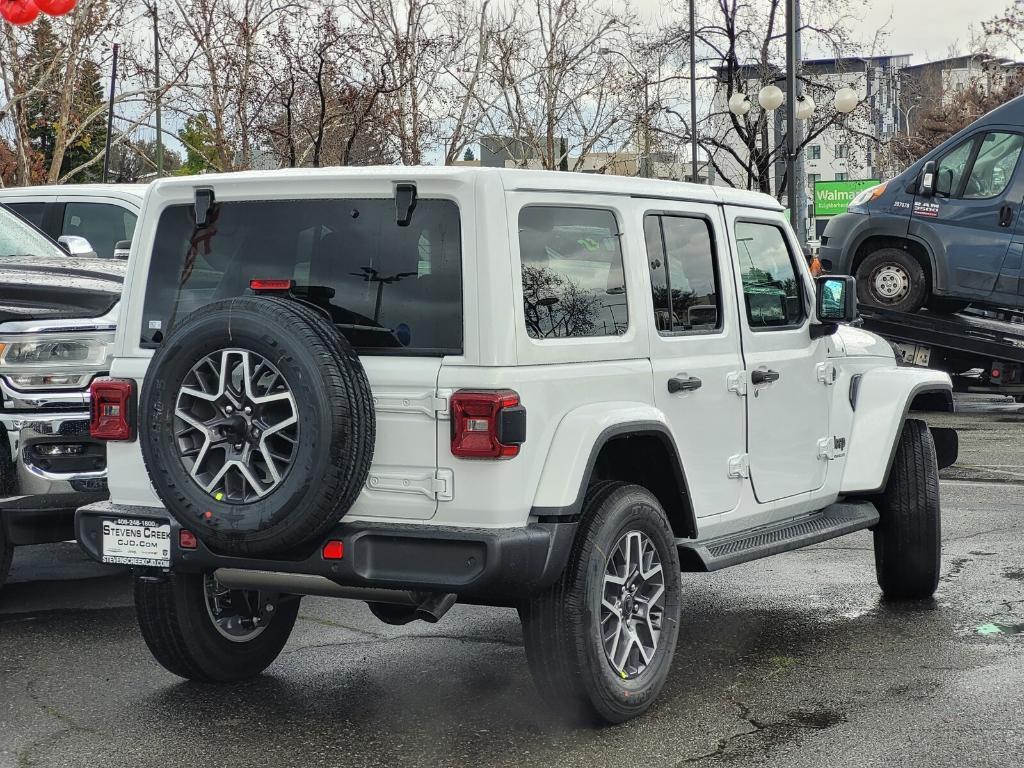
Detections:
[134, 571, 300, 681]
[520, 482, 682, 724]
[873, 419, 941, 600]
[856, 248, 928, 313]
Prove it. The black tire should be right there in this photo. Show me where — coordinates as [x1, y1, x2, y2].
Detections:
[519, 482, 682, 724]
[856, 248, 928, 313]
[134, 571, 300, 682]
[925, 296, 971, 315]
[140, 296, 375, 557]
[873, 419, 941, 600]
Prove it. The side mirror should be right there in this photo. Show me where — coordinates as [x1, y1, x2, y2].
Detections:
[918, 160, 936, 197]
[113, 239, 132, 260]
[815, 274, 857, 326]
[57, 235, 97, 258]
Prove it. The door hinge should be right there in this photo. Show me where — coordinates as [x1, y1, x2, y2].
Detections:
[366, 468, 454, 501]
[727, 453, 749, 479]
[727, 372, 748, 397]
[816, 362, 838, 386]
[371, 390, 450, 419]
[817, 436, 848, 461]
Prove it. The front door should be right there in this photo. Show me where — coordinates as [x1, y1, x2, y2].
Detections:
[725, 210, 830, 503]
[644, 204, 746, 518]
[909, 130, 1024, 302]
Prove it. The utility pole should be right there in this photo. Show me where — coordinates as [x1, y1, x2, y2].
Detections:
[792, 0, 808, 246]
[689, 0, 699, 183]
[784, 0, 799, 238]
[102, 43, 119, 184]
[152, 3, 164, 177]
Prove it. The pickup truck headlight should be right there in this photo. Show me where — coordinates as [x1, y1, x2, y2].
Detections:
[0, 332, 114, 390]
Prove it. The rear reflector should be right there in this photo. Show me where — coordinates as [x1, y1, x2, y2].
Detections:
[322, 540, 345, 560]
[250, 279, 293, 292]
[90, 378, 136, 441]
[179, 530, 198, 550]
[450, 390, 525, 459]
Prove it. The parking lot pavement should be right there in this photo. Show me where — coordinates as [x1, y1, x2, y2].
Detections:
[2, 407, 1023, 768]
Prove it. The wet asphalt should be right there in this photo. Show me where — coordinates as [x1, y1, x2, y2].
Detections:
[1, 396, 1023, 768]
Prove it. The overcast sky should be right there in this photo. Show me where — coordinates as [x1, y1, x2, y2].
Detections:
[853, 0, 1010, 61]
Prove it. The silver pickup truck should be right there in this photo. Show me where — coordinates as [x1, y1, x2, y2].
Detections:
[0, 204, 123, 590]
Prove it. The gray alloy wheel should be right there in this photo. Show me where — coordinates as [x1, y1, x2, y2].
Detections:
[601, 530, 666, 679]
[203, 574, 276, 642]
[174, 349, 299, 504]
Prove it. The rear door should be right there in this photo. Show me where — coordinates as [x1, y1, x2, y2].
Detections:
[134, 194, 463, 520]
[724, 209, 830, 503]
[643, 203, 746, 518]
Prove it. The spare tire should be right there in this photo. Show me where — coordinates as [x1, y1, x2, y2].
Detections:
[140, 296, 375, 556]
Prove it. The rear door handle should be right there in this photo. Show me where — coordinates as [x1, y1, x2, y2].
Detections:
[667, 375, 703, 394]
[1000, 204, 1014, 228]
[751, 369, 780, 385]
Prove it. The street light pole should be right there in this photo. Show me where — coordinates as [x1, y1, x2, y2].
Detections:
[784, 0, 798, 234]
[102, 43, 119, 184]
[689, 0, 699, 183]
[152, 3, 163, 178]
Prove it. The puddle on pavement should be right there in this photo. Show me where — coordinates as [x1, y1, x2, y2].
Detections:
[976, 623, 1024, 636]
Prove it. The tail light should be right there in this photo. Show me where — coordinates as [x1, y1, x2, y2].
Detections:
[90, 378, 137, 441]
[450, 390, 526, 459]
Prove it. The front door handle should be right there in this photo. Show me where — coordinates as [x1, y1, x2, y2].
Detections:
[667, 375, 703, 394]
[1000, 204, 1014, 228]
[751, 369, 781, 385]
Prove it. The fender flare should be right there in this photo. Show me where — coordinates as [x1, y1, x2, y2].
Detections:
[842, 368, 954, 494]
[530, 404, 696, 538]
[848, 225, 944, 292]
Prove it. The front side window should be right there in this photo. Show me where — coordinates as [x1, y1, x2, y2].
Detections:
[963, 131, 1024, 199]
[644, 214, 720, 333]
[142, 198, 463, 354]
[0, 205, 64, 258]
[62, 202, 137, 260]
[935, 137, 977, 197]
[734, 221, 804, 328]
[519, 206, 627, 339]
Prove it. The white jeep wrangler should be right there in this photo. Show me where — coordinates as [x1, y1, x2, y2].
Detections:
[77, 167, 957, 724]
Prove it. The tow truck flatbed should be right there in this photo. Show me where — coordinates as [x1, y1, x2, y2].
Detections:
[858, 305, 1024, 396]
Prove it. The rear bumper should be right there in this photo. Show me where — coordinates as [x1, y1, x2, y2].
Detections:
[75, 501, 577, 602]
[1, 410, 108, 545]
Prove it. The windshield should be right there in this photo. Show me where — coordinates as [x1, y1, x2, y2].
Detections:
[0, 205, 65, 258]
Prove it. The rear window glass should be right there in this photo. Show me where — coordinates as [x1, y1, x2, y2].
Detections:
[141, 198, 463, 354]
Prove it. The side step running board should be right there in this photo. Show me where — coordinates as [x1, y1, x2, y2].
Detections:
[677, 501, 879, 572]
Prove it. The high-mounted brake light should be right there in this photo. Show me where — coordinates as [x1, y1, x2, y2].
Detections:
[90, 378, 136, 441]
[450, 390, 526, 459]
[249, 279, 293, 292]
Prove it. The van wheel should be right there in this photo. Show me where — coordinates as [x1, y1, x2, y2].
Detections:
[856, 248, 927, 313]
[519, 482, 682, 724]
[873, 419, 941, 600]
[134, 571, 300, 681]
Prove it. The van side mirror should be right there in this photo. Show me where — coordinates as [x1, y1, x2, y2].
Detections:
[815, 275, 857, 325]
[919, 160, 936, 197]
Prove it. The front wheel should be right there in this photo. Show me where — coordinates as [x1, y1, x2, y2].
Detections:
[873, 419, 942, 600]
[134, 571, 300, 681]
[856, 248, 928, 313]
[520, 482, 682, 724]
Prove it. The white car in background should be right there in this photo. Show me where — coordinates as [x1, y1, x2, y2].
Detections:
[0, 184, 146, 260]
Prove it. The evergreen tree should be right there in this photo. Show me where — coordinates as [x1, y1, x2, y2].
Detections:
[62, 58, 108, 182]
[463, 147, 475, 161]
[24, 16, 61, 174]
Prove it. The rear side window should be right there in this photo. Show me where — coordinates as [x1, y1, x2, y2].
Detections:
[141, 198, 463, 354]
[644, 214, 721, 333]
[734, 221, 804, 328]
[519, 206, 627, 339]
[62, 202, 137, 260]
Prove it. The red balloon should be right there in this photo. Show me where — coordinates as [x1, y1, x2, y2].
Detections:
[0, 0, 41, 24]
[34, 0, 75, 15]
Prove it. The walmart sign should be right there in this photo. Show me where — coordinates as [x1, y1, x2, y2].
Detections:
[814, 179, 880, 217]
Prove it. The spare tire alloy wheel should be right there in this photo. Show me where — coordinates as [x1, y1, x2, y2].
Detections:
[140, 297, 375, 557]
[601, 530, 666, 679]
[175, 349, 298, 503]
